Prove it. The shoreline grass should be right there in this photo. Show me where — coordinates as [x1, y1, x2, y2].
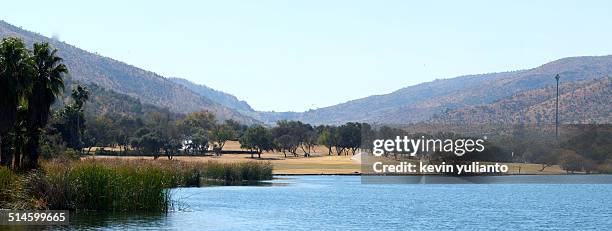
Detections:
[0, 159, 272, 212]
[0, 166, 17, 208]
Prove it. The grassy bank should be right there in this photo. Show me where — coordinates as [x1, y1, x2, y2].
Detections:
[0, 166, 17, 208]
[0, 159, 272, 212]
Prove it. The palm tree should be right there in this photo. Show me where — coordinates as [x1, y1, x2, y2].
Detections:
[69, 85, 89, 154]
[23, 42, 67, 169]
[0, 37, 33, 167]
[71, 85, 89, 109]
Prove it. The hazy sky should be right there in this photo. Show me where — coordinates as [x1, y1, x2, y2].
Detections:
[2, 0, 612, 111]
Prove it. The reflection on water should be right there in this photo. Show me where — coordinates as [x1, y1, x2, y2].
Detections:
[362, 174, 612, 184]
[68, 212, 168, 230]
[12, 175, 612, 230]
[2, 212, 169, 231]
[199, 179, 289, 187]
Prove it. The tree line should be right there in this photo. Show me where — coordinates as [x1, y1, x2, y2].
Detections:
[75, 113, 371, 159]
[500, 125, 612, 173]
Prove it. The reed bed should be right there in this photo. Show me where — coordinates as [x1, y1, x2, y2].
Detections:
[0, 166, 17, 206]
[1, 159, 272, 212]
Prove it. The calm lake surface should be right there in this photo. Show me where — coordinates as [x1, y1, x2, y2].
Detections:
[62, 175, 612, 230]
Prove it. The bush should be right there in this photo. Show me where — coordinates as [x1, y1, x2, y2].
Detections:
[596, 162, 612, 174]
[558, 150, 586, 173]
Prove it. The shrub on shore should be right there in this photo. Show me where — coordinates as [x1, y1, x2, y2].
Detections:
[597, 162, 612, 173]
[1, 159, 272, 212]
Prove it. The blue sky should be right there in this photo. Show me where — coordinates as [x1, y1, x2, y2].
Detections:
[2, 0, 612, 111]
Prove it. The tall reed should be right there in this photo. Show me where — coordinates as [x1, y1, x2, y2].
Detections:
[23, 159, 273, 212]
[0, 166, 16, 206]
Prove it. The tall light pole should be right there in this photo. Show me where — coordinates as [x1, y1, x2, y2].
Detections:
[554, 74, 560, 139]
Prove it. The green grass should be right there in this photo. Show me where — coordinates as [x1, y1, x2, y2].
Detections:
[202, 161, 273, 183]
[0, 166, 16, 206]
[0, 166, 15, 190]
[1, 159, 272, 212]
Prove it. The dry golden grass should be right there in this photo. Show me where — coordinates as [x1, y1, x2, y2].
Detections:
[85, 141, 360, 174]
[502, 163, 564, 174]
[85, 141, 567, 175]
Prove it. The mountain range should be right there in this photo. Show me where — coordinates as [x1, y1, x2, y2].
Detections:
[250, 56, 612, 125]
[1, 20, 610, 125]
[0, 20, 257, 124]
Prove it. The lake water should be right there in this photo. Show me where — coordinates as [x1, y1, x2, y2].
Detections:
[60, 176, 612, 230]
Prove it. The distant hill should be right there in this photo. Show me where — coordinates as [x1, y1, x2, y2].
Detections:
[254, 56, 612, 125]
[432, 77, 611, 124]
[2, 20, 609, 125]
[0, 20, 258, 124]
[77, 83, 175, 118]
[48, 74, 179, 119]
[168, 77, 253, 112]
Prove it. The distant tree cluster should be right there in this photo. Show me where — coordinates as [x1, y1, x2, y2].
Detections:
[74, 116, 372, 159]
[268, 121, 368, 157]
[490, 125, 611, 173]
[75, 110, 247, 160]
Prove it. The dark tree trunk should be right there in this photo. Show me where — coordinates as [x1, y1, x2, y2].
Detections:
[335, 147, 344, 156]
[539, 164, 551, 172]
[0, 135, 13, 167]
[290, 149, 298, 157]
[0, 135, 3, 166]
[300, 145, 310, 157]
[0, 135, 6, 167]
[14, 150, 21, 170]
[0, 135, 7, 167]
[1, 149, 12, 168]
